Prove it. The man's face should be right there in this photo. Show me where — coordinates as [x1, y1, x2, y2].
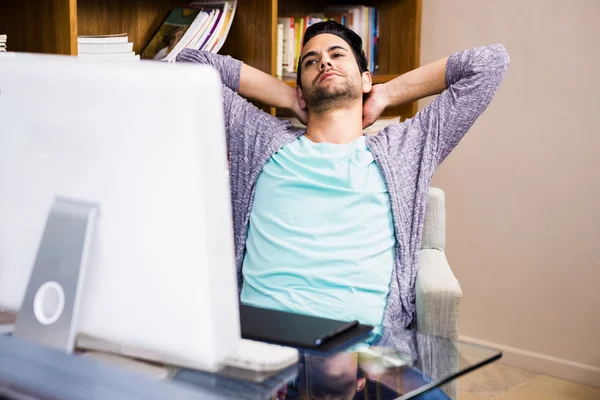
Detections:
[299, 353, 365, 399]
[298, 34, 368, 113]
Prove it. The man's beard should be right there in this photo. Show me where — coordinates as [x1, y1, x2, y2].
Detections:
[304, 75, 362, 114]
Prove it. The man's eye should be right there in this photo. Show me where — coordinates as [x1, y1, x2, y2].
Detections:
[332, 53, 344, 58]
[306, 60, 317, 66]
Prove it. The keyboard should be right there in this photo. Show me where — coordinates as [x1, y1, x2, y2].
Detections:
[223, 339, 299, 372]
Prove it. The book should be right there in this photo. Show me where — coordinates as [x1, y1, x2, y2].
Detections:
[276, 23, 284, 77]
[190, 8, 220, 50]
[277, 18, 292, 73]
[181, 8, 214, 50]
[278, 5, 379, 78]
[78, 52, 140, 61]
[77, 34, 137, 60]
[78, 33, 128, 44]
[200, 8, 226, 51]
[141, 7, 205, 60]
[78, 42, 134, 54]
[142, 1, 238, 61]
[293, 18, 303, 72]
[189, 0, 238, 53]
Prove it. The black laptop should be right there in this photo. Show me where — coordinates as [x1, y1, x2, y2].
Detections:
[240, 305, 374, 353]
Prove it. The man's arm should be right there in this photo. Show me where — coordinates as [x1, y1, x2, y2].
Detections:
[176, 50, 301, 184]
[369, 44, 509, 166]
[177, 49, 306, 121]
[177, 49, 243, 93]
[362, 57, 447, 128]
[239, 64, 305, 120]
[381, 57, 448, 107]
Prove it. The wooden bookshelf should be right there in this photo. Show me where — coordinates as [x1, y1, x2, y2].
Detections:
[0, 0, 421, 119]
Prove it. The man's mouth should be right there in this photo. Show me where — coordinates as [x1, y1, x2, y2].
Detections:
[318, 72, 341, 83]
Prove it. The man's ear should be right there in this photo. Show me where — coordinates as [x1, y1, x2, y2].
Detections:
[362, 71, 373, 94]
[296, 86, 306, 109]
[357, 377, 367, 392]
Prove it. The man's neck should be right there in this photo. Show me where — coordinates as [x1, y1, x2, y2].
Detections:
[304, 102, 364, 144]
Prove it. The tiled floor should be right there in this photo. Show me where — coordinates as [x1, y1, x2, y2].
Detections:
[457, 362, 600, 400]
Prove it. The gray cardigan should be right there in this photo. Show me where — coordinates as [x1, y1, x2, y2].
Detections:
[176, 45, 509, 329]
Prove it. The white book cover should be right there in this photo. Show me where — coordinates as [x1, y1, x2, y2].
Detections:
[78, 54, 141, 62]
[201, 7, 227, 51]
[78, 52, 136, 59]
[188, 4, 223, 51]
[287, 21, 294, 72]
[277, 18, 290, 73]
[165, 9, 215, 62]
[78, 42, 134, 54]
[0, 35, 7, 41]
[184, 9, 213, 49]
[276, 23, 283, 77]
[193, 9, 220, 51]
[192, 0, 237, 53]
[78, 34, 129, 44]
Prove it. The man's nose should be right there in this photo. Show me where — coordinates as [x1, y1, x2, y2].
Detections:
[320, 56, 333, 70]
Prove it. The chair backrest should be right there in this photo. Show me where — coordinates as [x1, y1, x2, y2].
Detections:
[421, 187, 446, 251]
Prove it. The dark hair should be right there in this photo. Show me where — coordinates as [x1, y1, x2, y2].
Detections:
[296, 20, 369, 88]
[298, 354, 358, 400]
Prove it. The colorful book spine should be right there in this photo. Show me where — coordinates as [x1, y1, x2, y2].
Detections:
[279, 6, 379, 77]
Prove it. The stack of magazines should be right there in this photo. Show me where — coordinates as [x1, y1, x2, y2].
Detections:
[141, 0, 237, 62]
[78, 34, 139, 61]
[0, 34, 7, 53]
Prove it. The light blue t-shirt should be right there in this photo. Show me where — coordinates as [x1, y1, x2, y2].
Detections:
[240, 135, 395, 332]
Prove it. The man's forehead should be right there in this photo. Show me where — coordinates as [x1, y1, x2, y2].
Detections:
[301, 34, 350, 55]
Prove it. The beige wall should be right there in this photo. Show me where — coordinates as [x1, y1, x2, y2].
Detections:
[420, 0, 600, 385]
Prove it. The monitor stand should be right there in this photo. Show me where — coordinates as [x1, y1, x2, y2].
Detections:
[13, 197, 99, 353]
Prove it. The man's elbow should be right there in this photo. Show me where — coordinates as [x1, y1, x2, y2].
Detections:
[487, 44, 510, 75]
[175, 48, 208, 64]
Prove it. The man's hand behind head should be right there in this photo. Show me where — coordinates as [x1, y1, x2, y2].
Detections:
[362, 84, 390, 129]
[290, 93, 309, 125]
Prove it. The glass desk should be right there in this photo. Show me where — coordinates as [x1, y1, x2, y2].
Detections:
[0, 318, 501, 400]
[173, 328, 502, 400]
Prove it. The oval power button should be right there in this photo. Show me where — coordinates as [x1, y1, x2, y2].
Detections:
[33, 281, 65, 325]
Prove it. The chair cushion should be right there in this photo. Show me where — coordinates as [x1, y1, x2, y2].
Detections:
[421, 187, 446, 250]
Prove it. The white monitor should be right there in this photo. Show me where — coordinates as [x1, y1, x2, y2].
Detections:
[0, 53, 240, 372]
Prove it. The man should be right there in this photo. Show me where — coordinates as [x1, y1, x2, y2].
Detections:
[177, 21, 509, 335]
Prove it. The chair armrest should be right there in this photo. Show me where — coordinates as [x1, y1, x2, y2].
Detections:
[415, 249, 462, 340]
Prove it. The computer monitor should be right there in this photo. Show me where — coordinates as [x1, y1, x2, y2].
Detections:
[0, 53, 240, 372]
